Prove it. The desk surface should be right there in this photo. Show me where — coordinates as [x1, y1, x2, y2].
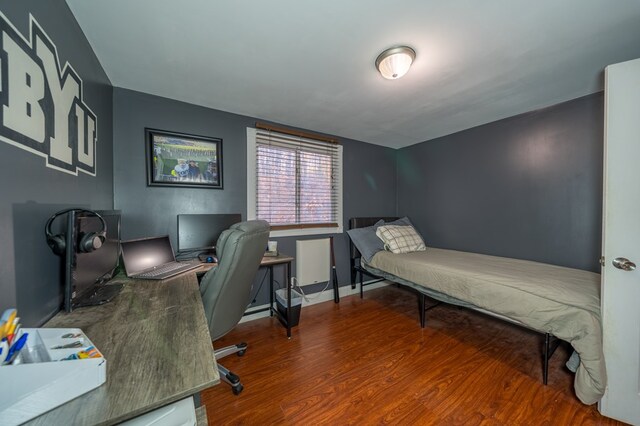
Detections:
[259, 254, 294, 266]
[198, 254, 294, 269]
[29, 272, 219, 426]
[196, 254, 294, 273]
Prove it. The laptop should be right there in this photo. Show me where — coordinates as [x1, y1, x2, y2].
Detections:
[120, 235, 200, 280]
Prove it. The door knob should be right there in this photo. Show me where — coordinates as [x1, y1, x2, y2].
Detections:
[612, 257, 636, 271]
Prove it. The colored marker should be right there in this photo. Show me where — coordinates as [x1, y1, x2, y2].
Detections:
[7, 324, 21, 345]
[0, 339, 8, 362]
[3, 332, 28, 365]
[5, 317, 19, 340]
[0, 309, 16, 339]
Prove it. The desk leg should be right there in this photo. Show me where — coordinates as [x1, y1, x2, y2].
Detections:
[332, 267, 339, 304]
[330, 236, 339, 304]
[269, 265, 274, 317]
[286, 261, 292, 339]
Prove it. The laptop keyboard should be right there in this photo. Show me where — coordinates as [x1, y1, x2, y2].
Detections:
[136, 262, 195, 278]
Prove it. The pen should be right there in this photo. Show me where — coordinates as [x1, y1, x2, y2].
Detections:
[3, 332, 28, 365]
[51, 341, 83, 349]
[61, 333, 82, 339]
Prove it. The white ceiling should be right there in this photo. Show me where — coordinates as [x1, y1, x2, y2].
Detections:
[66, 1, 640, 149]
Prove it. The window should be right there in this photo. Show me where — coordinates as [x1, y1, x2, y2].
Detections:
[247, 126, 343, 237]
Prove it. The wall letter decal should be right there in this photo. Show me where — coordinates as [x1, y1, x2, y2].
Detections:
[2, 31, 45, 144]
[0, 12, 98, 176]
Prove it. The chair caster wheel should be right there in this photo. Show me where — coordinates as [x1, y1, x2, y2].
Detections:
[236, 342, 248, 357]
[232, 383, 244, 395]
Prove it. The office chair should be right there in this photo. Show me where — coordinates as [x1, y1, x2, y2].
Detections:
[199, 220, 270, 395]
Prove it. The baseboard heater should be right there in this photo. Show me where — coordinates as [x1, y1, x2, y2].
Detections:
[296, 238, 330, 286]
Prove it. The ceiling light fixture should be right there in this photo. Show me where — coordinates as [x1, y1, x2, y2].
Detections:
[375, 46, 416, 80]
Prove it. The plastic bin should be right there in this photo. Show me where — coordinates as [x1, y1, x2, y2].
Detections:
[275, 288, 302, 327]
[0, 328, 106, 425]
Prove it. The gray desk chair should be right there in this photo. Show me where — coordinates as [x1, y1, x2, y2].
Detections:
[199, 220, 270, 395]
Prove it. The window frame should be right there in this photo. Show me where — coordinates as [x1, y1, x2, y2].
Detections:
[246, 127, 343, 237]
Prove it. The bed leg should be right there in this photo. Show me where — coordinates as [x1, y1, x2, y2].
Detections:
[543, 333, 550, 385]
[418, 293, 426, 328]
[350, 259, 356, 290]
[542, 333, 561, 385]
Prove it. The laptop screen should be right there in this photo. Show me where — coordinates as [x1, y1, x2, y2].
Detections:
[120, 236, 176, 276]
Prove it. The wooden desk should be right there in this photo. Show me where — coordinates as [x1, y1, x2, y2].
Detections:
[28, 272, 219, 425]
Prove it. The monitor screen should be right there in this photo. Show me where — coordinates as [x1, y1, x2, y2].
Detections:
[177, 213, 242, 252]
[120, 236, 176, 276]
[72, 210, 121, 301]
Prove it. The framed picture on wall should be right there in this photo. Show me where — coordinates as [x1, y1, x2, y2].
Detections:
[146, 128, 223, 189]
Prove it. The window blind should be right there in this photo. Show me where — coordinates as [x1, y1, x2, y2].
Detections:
[254, 129, 341, 230]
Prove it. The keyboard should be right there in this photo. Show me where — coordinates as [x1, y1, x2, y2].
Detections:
[134, 262, 199, 279]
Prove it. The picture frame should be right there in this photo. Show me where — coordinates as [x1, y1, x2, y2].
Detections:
[146, 128, 223, 189]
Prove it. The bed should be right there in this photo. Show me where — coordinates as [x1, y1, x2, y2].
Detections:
[347, 217, 605, 405]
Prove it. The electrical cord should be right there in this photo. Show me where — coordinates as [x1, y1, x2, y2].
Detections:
[247, 268, 270, 306]
[175, 250, 204, 261]
[176, 250, 219, 263]
[177, 247, 214, 254]
[291, 276, 331, 302]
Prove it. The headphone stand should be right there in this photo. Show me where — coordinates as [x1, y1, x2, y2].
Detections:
[63, 210, 76, 313]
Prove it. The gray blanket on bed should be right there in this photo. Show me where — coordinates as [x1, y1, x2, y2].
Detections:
[365, 248, 605, 405]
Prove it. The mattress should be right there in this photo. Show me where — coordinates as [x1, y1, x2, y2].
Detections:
[364, 248, 605, 405]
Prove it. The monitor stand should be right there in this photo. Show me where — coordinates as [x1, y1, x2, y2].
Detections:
[73, 283, 124, 309]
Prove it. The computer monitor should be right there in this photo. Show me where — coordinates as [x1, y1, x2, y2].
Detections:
[177, 213, 242, 253]
[67, 210, 122, 310]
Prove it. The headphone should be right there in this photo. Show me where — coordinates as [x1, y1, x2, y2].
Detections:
[45, 208, 107, 256]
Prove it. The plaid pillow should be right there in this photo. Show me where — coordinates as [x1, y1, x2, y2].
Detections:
[375, 225, 426, 254]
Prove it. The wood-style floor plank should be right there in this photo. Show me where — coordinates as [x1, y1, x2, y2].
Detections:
[202, 286, 624, 425]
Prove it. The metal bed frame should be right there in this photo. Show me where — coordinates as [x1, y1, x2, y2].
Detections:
[347, 216, 563, 385]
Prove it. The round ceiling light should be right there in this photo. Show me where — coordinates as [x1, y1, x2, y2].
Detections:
[375, 46, 416, 80]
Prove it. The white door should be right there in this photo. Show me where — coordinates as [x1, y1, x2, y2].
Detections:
[600, 57, 640, 425]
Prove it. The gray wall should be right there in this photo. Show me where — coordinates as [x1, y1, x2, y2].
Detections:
[0, 4, 605, 322]
[0, 1, 114, 325]
[113, 88, 397, 305]
[397, 93, 603, 271]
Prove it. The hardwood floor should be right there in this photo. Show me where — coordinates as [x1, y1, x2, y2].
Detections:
[202, 286, 623, 425]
